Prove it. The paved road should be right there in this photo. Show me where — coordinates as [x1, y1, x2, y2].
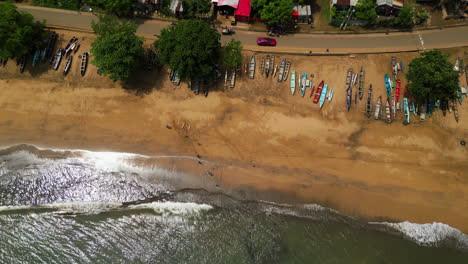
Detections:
[18, 5, 468, 53]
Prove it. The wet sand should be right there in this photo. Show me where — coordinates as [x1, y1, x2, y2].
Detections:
[1, 30, 467, 232]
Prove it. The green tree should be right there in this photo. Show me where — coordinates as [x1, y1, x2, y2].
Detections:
[182, 0, 211, 16]
[252, 0, 294, 25]
[84, 0, 134, 16]
[221, 39, 243, 70]
[154, 20, 220, 81]
[355, 0, 377, 24]
[90, 15, 145, 81]
[0, 2, 46, 59]
[394, 6, 414, 27]
[406, 50, 459, 102]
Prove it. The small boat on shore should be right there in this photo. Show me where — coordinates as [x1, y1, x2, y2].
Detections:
[224, 70, 228, 84]
[53, 48, 63, 70]
[454, 57, 461, 71]
[63, 55, 72, 75]
[358, 67, 365, 100]
[453, 100, 459, 122]
[300, 72, 307, 97]
[404, 98, 410, 124]
[270, 56, 275, 77]
[229, 71, 236, 88]
[283, 60, 291, 81]
[395, 83, 401, 102]
[80, 52, 88, 77]
[366, 84, 373, 118]
[18, 56, 26, 73]
[265, 56, 270, 77]
[277, 58, 286, 82]
[260, 56, 265, 75]
[328, 89, 334, 102]
[32, 49, 40, 67]
[374, 96, 382, 120]
[313, 81, 324, 104]
[319, 84, 328, 109]
[384, 74, 391, 97]
[385, 98, 392, 123]
[392, 96, 396, 119]
[400, 60, 404, 73]
[290, 71, 296, 95]
[428, 100, 434, 117]
[441, 100, 447, 116]
[249, 55, 255, 79]
[420, 102, 427, 121]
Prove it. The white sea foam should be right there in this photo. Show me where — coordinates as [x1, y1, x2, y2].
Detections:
[43, 202, 123, 214]
[0, 205, 35, 212]
[303, 203, 339, 213]
[371, 221, 468, 248]
[129, 202, 213, 217]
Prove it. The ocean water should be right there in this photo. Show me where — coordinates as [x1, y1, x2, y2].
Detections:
[0, 144, 467, 263]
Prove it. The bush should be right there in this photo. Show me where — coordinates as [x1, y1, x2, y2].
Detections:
[32, 0, 80, 10]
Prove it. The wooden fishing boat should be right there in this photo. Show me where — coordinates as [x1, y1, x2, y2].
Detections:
[230, 71, 236, 88]
[301, 72, 307, 97]
[192, 80, 200, 95]
[249, 55, 255, 79]
[358, 66, 365, 100]
[80, 52, 88, 77]
[384, 74, 391, 97]
[374, 96, 382, 120]
[63, 55, 72, 75]
[18, 56, 26, 73]
[428, 100, 434, 117]
[32, 49, 40, 67]
[224, 70, 228, 84]
[265, 55, 270, 77]
[404, 98, 410, 124]
[319, 84, 328, 109]
[441, 100, 447, 116]
[395, 83, 401, 102]
[346, 68, 353, 111]
[400, 61, 404, 73]
[65, 37, 78, 56]
[453, 100, 459, 122]
[391, 56, 397, 77]
[420, 102, 427, 121]
[310, 86, 315, 98]
[277, 58, 286, 82]
[366, 84, 373, 118]
[454, 57, 461, 71]
[260, 56, 265, 75]
[392, 96, 396, 119]
[448, 100, 452, 113]
[328, 89, 334, 102]
[53, 48, 63, 70]
[283, 60, 291, 81]
[313, 80, 324, 104]
[273, 64, 278, 77]
[346, 68, 352, 88]
[270, 56, 275, 77]
[385, 98, 392, 123]
[290, 71, 296, 95]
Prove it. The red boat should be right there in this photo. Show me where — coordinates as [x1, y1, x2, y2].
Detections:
[403, 85, 407, 97]
[310, 86, 315, 98]
[313, 81, 324, 104]
[395, 80, 401, 102]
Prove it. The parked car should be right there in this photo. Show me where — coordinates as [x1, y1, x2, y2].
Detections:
[256, 37, 276, 46]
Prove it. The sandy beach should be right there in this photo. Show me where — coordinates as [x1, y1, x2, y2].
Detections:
[1, 30, 468, 232]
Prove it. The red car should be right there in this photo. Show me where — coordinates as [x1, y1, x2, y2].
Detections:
[256, 37, 277, 46]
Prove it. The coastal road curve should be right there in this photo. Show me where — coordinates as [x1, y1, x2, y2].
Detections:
[18, 5, 468, 53]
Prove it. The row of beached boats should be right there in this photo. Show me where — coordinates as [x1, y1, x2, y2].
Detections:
[289, 74, 334, 108]
[248, 55, 291, 83]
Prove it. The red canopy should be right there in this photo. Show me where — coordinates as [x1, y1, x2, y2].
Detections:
[234, 0, 251, 18]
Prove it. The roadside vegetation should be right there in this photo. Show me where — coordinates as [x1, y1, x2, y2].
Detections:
[0, 2, 46, 59]
[406, 50, 459, 103]
[221, 39, 243, 71]
[251, 0, 294, 25]
[84, 0, 135, 16]
[32, 0, 80, 10]
[90, 15, 145, 81]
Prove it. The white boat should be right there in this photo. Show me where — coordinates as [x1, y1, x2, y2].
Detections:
[328, 89, 334, 102]
[374, 96, 382, 120]
[63, 55, 72, 75]
[290, 71, 296, 95]
[230, 71, 236, 88]
[277, 58, 285, 82]
[249, 55, 255, 79]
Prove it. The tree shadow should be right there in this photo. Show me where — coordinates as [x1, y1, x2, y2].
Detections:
[121, 68, 165, 96]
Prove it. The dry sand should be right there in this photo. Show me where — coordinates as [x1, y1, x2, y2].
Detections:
[1, 30, 468, 232]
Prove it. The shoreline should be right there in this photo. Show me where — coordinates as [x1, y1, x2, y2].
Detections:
[0, 30, 467, 233]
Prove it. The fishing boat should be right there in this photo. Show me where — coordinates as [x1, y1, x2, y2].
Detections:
[412, 102, 418, 117]
[346, 68, 353, 111]
[385, 98, 392, 123]
[290, 71, 296, 95]
[192, 80, 200, 95]
[313, 81, 324, 104]
[80, 52, 88, 77]
[283, 60, 291, 81]
[327, 88, 332, 100]
[392, 96, 396, 119]
[328, 89, 334, 102]
[319, 84, 328, 109]
[309, 86, 315, 98]
[260, 56, 265, 75]
[454, 57, 461, 71]
[63, 55, 72, 75]
[249, 55, 255, 79]
[374, 96, 382, 120]
[448, 100, 452, 113]
[404, 98, 410, 124]
[273, 64, 279, 77]
[265, 56, 270, 77]
[301, 72, 307, 97]
[420, 102, 427, 121]
[453, 100, 459, 122]
[53, 48, 63, 70]
[230, 71, 236, 88]
[366, 84, 373, 118]
[395, 83, 401, 102]
[346, 87, 352, 112]
[358, 66, 365, 100]
[64, 37, 78, 55]
[277, 58, 286, 82]
[441, 100, 447, 116]
[384, 74, 391, 97]
[428, 100, 434, 117]
[400, 61, 404, 73]
[32, 49, 40, 67]
[224, 71, 228, 84]
[391, 56, 397, 77]
[18, 56, 26, 73]
[270, 56, 275, 77]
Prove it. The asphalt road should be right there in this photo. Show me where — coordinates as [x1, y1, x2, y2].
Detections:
[18, 5, 468, 53]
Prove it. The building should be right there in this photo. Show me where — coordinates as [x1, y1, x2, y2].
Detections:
[376, 0, 404, 16]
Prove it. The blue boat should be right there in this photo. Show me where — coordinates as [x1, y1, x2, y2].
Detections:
[319, 84, 328, 109]
[404, 98, 410, 124]
[384, 74, 391, 97]
[459, 92, 463, 105]
[32, 49, 40, 67]
[301, 72, 307, 97]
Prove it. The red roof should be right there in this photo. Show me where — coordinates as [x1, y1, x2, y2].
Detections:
[234, 0, 251, 17]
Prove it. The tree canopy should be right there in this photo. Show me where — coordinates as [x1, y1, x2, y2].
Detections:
[90, 15, 145, 81]
[154, 20, 220, 81]
[182, 0, 212, 17]
[221, 39, 243, 70]
[355, 0, 377, 24]
[394, 6, 414, 27]
[84, 0, 134, 16]
[0, 2, 46, 59]
[406, 50, 459, 103]
[251, 0, 294, 25]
